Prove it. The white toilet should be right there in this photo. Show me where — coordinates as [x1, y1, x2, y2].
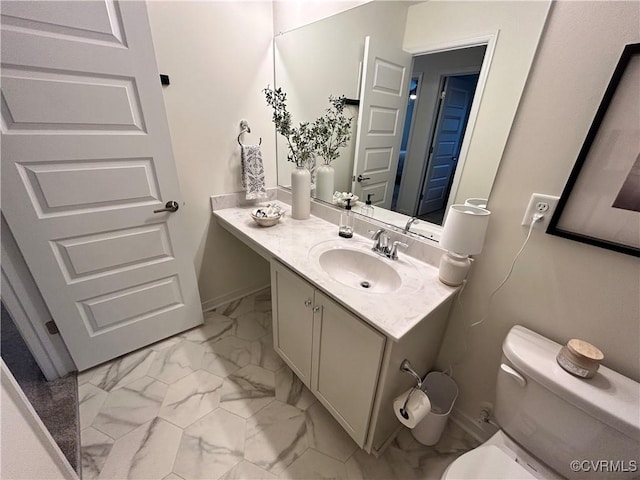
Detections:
[443, 326, 640, 479]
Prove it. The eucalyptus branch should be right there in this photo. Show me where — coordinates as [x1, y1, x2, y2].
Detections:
[313, 96, 353, 165]
[263, 86, 315, 168]
[264, 88, 352, 169]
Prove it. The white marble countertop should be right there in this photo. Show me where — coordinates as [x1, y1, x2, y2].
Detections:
[213, 202, 457, 341]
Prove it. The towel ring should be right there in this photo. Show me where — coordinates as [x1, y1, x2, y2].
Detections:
[238, 120, 262, 146]
[237, 129, 262, 146]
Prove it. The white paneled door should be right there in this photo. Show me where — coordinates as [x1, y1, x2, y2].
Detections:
[0, 1, 203, 370]
[353, 36, 412, 209]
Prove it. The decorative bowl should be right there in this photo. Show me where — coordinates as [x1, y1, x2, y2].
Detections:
[250, 205, 283, 227]
[332, 192, 359, 208]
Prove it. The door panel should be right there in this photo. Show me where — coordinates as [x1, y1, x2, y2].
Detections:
[53, 224, 172, 281]
[80, 276, 182, 330]
[1, 1, 203, 370]
[363, 147, 395, 171]
[419, 74, 479, 215]
[0, 0, 125, 44]
[353, 36, 412, 209]
[368, 107, 399, 134]
[1, 72, 143, 131]
[17, 159, 158, 213]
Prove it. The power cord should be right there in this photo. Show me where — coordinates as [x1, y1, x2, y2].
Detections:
[442, 213, 544, 371]
[469, 212, 544, 328]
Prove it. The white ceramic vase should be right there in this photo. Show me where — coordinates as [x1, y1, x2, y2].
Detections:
[291, 165, 311, 219]
[315, 163, 335, 203]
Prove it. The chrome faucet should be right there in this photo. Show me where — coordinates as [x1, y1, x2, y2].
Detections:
[369, 229, 408, 260]
[370, 228, 389, 254]
[403, 216, 418, 233]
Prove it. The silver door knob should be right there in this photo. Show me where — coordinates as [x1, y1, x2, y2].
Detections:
[313, 306, 320, 312]
[357, 174, 371, 182]
[304, 299, 312, 308]
[153, 201, 179, 213]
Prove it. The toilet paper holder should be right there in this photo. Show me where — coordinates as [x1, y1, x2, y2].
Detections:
[400, 359, 423, 388]
[399, 359, 425, 419]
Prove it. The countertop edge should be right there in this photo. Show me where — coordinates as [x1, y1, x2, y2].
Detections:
[213, 206, 457, 341]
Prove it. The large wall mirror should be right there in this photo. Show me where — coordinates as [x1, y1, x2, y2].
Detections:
[274, 0, 551, 241]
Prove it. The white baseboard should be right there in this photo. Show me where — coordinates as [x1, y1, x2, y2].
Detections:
[450, 408, 497, 444]
[201, 283, 270, 312]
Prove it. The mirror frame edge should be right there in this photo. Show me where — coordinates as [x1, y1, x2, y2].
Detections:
[271, 15, 502, 244]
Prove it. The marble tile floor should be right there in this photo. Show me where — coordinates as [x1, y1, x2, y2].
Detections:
[78, 288, 478, 480]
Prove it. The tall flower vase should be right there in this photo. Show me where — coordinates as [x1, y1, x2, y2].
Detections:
[315, 164, 335, 203]
[291, 165, 311, 219]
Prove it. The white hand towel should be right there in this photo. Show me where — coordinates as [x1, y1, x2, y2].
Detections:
[241, 144, 267, 200]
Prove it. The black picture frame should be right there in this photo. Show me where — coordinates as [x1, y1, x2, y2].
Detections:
[547, 43, 640, 258]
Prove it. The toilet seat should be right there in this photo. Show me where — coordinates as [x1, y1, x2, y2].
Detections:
[442, 444, 537, 480]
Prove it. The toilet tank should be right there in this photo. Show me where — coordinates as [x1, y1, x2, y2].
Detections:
[494, 326, 640, 479]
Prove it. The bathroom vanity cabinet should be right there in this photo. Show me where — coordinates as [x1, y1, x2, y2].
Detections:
[270, 259, 453, 453]
[271, 260, 385, 446]
[213, 203, 456, 454]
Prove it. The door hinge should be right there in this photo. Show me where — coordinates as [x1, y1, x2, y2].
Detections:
[45, 320, 59, 335]
[440, 90, 446, 100]
[429, 146, 434, 154]
[419, 193, 424, 200]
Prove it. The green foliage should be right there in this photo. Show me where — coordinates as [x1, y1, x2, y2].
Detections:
[312, 96, 353, 165]
[263, 87, 353, 168]
[263, 87, 315, 168]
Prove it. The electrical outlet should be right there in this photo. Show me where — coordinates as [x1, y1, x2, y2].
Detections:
[521, 193, 559, 230]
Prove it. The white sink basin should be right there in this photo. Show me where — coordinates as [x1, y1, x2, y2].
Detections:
[318, 248, 402, 293]
[309, 239, 422, 294]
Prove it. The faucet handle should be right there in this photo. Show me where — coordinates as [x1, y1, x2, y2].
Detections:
[390, 241, 409, 260]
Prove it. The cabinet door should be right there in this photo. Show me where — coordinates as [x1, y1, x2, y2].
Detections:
[312, 291, 385, 447]
[271, 261, 315, 387]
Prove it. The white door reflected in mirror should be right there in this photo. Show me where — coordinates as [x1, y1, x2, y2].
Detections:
[273, 0, 552, 241]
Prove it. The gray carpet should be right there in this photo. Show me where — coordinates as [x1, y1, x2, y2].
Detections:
[1, 302, 80, 474]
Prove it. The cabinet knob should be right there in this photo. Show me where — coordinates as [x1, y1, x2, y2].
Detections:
[313, 306, 320, 312]
[304, 299, 312, 308]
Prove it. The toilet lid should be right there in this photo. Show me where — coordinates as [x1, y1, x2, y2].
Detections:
[443, 445, 537, 480]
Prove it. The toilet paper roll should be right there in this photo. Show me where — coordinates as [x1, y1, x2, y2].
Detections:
[393, 387, 431, 428]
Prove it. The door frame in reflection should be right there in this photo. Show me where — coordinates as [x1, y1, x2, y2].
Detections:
[417, 72, 480, 223]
